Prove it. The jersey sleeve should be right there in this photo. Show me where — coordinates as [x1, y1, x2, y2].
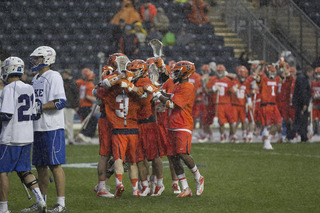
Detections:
[0, 86, 15, 114]
[48, 72, 66, 101]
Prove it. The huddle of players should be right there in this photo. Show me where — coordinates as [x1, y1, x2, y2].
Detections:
[92, 53, 204, 198]
[190, 58, 298, 150]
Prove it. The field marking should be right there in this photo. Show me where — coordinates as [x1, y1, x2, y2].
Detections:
[196, 147, 320, 159]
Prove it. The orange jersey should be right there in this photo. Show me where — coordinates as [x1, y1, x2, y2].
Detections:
[189, 72, 203, 102]
[231, 78, 250, 106]
[277, 74, 293, 105]
[258, 76, 281, 104]
[206, 76, 233, 104]
[134, 77, 153, 120]
[97, 85, 139, 129]
[311, 80, 320, 106]
[168, 81, 195, 131]
[76, 79, 95, 107]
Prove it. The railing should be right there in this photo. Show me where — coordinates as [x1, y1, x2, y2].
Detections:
[224, 0, 288, 65]
[222, 0, 320, 68]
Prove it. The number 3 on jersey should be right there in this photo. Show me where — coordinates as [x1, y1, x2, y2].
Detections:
[115, 94, 129, 118]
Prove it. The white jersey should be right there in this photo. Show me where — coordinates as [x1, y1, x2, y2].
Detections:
[0, 81, 36, 145]
[32, 70, 66, 131]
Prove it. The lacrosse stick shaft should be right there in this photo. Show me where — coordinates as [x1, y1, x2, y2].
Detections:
[22, 182, 32, 200]
[80, 104, 98, 132]
[122, 89, 127, 127]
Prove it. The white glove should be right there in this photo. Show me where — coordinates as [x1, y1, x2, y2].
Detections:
[212, 85, 219, 92]
[153, 91, 162, 99]
[120, 81, 134, 91]
[36, 101, 43, 114]
[92, 88, 97, 97]
[101, 78, 111, 88]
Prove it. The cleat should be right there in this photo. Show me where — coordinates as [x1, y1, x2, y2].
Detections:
[195, 176, 204, 196]
[231, 135, 238, 143]
[140, 186, 150, 197]
[172, 183, 181, 194]
[132, 189, 140, 197]
[177, 187, 192, 198]
[220, 133, 227, 143]
[21, 203, 38, 212]
[48, 204, 66, 213]
[94, 184, 99, 193]
[149, 177, 156, 195]
[97, 188, 114, 198]
[151, 185, 165, 196]
[114, 184, 125, 198]
[37, 200, 47, 213]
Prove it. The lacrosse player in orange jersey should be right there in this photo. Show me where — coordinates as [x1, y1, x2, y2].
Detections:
[206, 64, 237, 143]
[311, 67, 320, 135]
[119, 59, 165, 197]
[152, 61, 204, 198]
[92, 65, 115, 198]
[253, 65, 284, 149]
[96, 56, 141, 198]
[288, 67, 297, 132]
[147, 57, 183, 194]
[231, 66, 251, 142]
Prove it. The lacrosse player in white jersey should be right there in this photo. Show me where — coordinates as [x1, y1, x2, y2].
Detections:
[0, 57, 47, 213]
[22, 46, 67, 213]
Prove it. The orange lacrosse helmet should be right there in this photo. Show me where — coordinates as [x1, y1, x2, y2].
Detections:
[127, 59, 148, 82]
[107, 53, 128, 70]
[171, 60, 195, 83]
[314, 67, 320, 79]
[265, 65, 277, 79]
[101, 65, 114, 80]
[237, 65, 248, 82]
[81, 68, 94, 80]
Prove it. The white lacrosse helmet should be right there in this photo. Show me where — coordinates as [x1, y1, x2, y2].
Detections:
[30, 46, 56, 72]
[1, 56, 24, 83]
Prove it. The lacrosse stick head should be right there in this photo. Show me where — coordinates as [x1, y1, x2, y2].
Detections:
[148, 39, 163, 57]
[115, 56, 130, 74]
[148, 63, 160, 87]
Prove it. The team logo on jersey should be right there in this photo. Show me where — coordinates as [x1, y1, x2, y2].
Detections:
[34, 89, 44, 97]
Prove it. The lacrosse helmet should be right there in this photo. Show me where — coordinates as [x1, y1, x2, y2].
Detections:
[314, 67, 320, 79]
[216, 64, 226, 78]
[101, 66, 114, 80]
[171, 61, 195, 83]
[81, 68, 94, 81]
[30, 46, 56, 72]
[107, 53, 128, 70]
[127, 59, 148, 82]
[237, 65, 248, 83]
[201, 64, 210, 75]
[1, 56, 24, 83]
[146, 57, 156, 67]
[265, 65, 277, 79]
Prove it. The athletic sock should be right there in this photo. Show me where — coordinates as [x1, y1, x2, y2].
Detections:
[57, 196, 65, 207]
[142, 179, 149, 187]
[98, 179, 106, 190]
[172, 179, 179, 185]
[42, 194, 47, 202]
[190, 165, 201, 180]
[115, 174, 123, 186]
[131, 178, 138, 190]
[157, 177, 163, 187]
[177, 174, 189, 190]
[0, 201, 8, 212]
[32, 187, 44, 203]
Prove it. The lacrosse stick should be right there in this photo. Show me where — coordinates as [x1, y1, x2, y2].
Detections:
[79, 104, 98, 132]
[115, 56, 130, 127]
[148, 39, 164, 58]
[213, 88, 219, 127]
[97, 52, 105, 81]
[309, 101, 313, 137]
[22, 182, 32, 200]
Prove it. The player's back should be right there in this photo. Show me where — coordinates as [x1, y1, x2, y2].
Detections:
[104, 85, 139, 129]
[0, 81, 36, 144]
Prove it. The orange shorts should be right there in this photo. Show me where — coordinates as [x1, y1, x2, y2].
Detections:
[192, 102, 207, 121]
[217, 104, 234, 125]
[167, 130, 192, 156]
[98, 117, 112, 156]
[136, 122, 164, 162]
[232, 105, 246, 123]
[111, 129, 139, 163]
[260, 104, 282, 126]
[158, 123, 168, 155]
[251, 102, 262, 122]
[202, 104, 215, 125]
[278, 101, 289, 120]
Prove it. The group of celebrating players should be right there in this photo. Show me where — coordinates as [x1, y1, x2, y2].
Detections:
[91, 51, 204, 199]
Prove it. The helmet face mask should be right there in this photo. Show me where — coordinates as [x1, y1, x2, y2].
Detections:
[171, 61, 195, 83]
[1, 57, 24, 84]
[237, 66, 248, 83]
[127, 59, 147, 82]
[216, 64, 226, 79]
[107, 53, 128, 70]
[171, 67, 182, 83]
[266, 65, 277, 80]
[30, 46, 56, 72]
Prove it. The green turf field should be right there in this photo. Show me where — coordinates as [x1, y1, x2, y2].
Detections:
[7, 143, 320, 213]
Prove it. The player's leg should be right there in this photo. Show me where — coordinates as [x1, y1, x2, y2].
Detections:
[136, 159, 149, 196]
[0, 172, 9, 212]
[128, 162, 139, 197]
[49, 165, 66, 210]
[167, 157, 181, 194]
[150, 157, 165, 196]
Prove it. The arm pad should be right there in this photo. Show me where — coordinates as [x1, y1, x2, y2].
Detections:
[53, 99, 66, 110]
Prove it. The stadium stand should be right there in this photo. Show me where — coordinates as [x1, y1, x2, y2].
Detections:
[0, 0, 238, 75]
